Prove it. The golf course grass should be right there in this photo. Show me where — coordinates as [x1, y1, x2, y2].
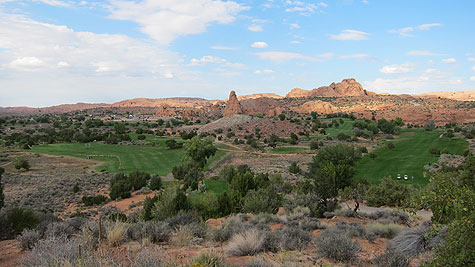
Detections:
[354, 129, 468, 186]
[30, 136, 228, 175]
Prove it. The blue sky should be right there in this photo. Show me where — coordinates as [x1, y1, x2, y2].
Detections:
[0, 0, 474, 107]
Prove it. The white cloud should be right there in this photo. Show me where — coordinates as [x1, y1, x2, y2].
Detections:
[284, 0, 326, 15]
[290, 23, 300, 29]
[362, 0, 369, 4]
[255, 51, 315, 62]
[329, 30, 369, 40]
[467, 57, 475, 62]
[473, 65, 475, 71]
[57, 61, 70, 67]
[407, 50, 445, 56]
[470, 76, 475, 81]
[210, 45, 237, 50]
[251, 41, 268, 48]
[189, 56, 226, 66]
[379, 63, 413, 74]
[318, 2, 328, 7]
[364, 70, 464, 94]
[32, 0, 71, 7]
[108, 0, 248, 45]
[9, 57, 47, 70]
[248, 24, 263, 32]
[290, 40, 301, 44]
[416, 23, 442, 30]
[254, 69, 274, 74]
[318, 52, 334, 59]
[93, 61, 125, 72]
[442, 58, 456, 63]
[390, 23, 441, 37]
[340, 54, 378, 61]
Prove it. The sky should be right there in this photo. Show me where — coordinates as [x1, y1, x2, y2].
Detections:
[0, 0, 474, 107]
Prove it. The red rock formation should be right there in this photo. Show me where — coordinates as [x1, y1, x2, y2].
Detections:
[155, 104, 177, 117]
[223, 90, 243, 117]
[286, 78, 369, 98]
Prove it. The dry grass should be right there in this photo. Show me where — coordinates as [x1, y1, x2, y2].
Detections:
[106, 221, 128, 247]
[366, 222, 406, 239]
[171, 225, 197, 247]
[225, 229, 265, 256]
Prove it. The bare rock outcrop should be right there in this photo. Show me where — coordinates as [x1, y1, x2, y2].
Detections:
[286, 78, 369, 98]
[223, 90, 243, 117]
[155, 104, 177, 117]
[292, 100, 336, 114]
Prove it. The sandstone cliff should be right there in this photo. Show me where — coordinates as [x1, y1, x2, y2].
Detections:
[223, 91, 243, 117]
[286, 78, 370, 98]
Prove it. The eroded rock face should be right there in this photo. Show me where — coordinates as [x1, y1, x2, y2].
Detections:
[155, 104, 177, 117]
[292, 100, 335, 114]
[223, 90, 243, 117]
[286, 78, 368, 98]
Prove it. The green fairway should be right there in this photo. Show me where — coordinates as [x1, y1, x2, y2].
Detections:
[188, 179, 229, 202]
[31, 140, 185, 175]
[354, 129, 468, 186]
[322, 118, 355, 137]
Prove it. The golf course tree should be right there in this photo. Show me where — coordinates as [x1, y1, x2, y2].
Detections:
[409, 154, 475, 266]
[304, 144, 362, 216]
[172, 136, 217, 191]
[339, 179, 369, 214]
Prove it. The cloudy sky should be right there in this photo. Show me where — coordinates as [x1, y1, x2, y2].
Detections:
[0, 0, 474, 107]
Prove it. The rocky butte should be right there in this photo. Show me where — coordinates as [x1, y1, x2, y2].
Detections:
[223, 90, 243, 117]
[286, 78, 371, 98]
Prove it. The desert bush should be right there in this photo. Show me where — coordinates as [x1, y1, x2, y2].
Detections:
[191, 251, 227, 267]
[105, 220, 128, 246]
[152, 188, 190, 221]
[44, 221, 78, 239]
[5, 207, 41, 236]
[365, 177, 412, 207]
[249, 213, 279, 225]
[166, 210, 201, 228]
[81, 194, 108, 206]
[367, 222, 405, 239]
[141, 221, 172, 243]
[315, 228, 361, 262]
[288, 162, 300, 174]
[373, 251, 410, 267]
[17, 228, 41, 250]
[14, 156, 30, 170]
[225, 229, 265, 256]
[246, 256, 273, 267]
[388, 226, 429, 257]
[298, 217, 323, 231]
[22, 235, 97, 267]
[363, 209, 410, 225]
[171, 224, 202, 247]
[287, 192, 337, 218]
[79, 220, 106, 251]
[149, 175, 162, 190]
[211, 216, 247, 242]
[261, 230, 280, 252]
[131, 248, 168, 267]
[243, 187, 282, 214]
[279, 226, 313, 251]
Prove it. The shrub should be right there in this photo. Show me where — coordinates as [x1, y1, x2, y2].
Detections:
[81, 194, 108, 206]
[225, 229, 265, 256]
[166, 210, 201, 228]
[373, 251, 410, 267]
[429, 147, 440, 155]
[261, 230, 280, 252]
[149, 175, 162, 190]
[315, 228, 361, 262]
[141, 221, 173, 243]
[211, 216, 247, 242]
[17, 229, 41, 250]
[191, 252, 227, 267]
[387, 143, 395, 149]
[366, 222, 405, 239]
[14, 157, 30, 170]
[288, 162, 300, 174]
[132, 248, 168, 267]
[243, 187, 282, 214]
[171, 224, 199, 247]
[365, 177, 412, 207]
[152, 188, 190, 221]
[44, 221, 79, 239]
[6, 207, 41, 236]
[105, 220, 128, 247]
[246, 256, 273, 267]
[388, 226, 429, 257]
[279, 227, 313, 251]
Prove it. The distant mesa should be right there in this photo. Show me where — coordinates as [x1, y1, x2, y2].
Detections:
[223, 90, 243, 117]
[286, 78, 371, 98]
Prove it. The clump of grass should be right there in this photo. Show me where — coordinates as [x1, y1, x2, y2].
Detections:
[388, 226, 429, 257]
[106, 220, 128, 247]
[373, 251, 410, 267]
[315, 228, 361, 262]
[225, 229, 265, 256]
[211, 216, 247, 242]
[171, 225, 199, 247]
[367, 222, 406, 239]
[246, 256, 273, 267]
[191, 251, 228, 267]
